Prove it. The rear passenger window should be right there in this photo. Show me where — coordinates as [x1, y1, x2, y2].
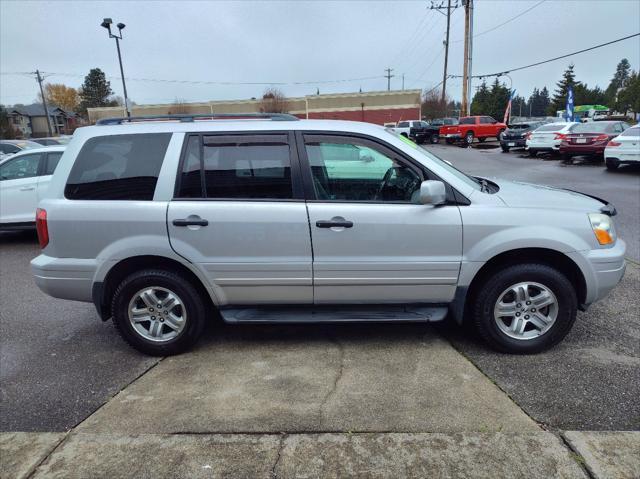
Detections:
[176, 134, 293, 199]
[45, 152, 62, 175]
[65, 134, 171, 200]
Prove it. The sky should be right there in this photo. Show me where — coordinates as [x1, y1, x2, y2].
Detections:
[1, 0, 639, 107]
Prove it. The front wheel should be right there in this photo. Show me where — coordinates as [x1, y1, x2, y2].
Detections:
[465, 131, 474, 145]
[501, 145, 510, 153]
[430, 133, 440, 144]
[112, 269, 207, 356]
[472, 264, 577, 354]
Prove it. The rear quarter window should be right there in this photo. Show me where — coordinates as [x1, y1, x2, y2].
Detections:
[459, 117, 475, 125]
[65, 133, 171, 200]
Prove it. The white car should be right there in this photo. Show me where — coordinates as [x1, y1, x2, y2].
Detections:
[526, 122, 578, 157]
[0, 146, 65, 229]
[604, 125, 640, 170]
[392, 120, 423, 138]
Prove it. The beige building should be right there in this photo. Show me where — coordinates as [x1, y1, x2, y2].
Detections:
[87, 90, 422, 125]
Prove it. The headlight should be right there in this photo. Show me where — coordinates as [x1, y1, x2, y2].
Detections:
[588, 213, 616, 246]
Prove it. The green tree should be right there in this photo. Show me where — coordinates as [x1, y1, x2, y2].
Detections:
[617, 70, 640, 116]
[78, 68, 114, 114]
[470, 81, 490, 116]
[0, 105, 18, 139]
[605, 59, 632, 111]
[548, 64, 581, 115]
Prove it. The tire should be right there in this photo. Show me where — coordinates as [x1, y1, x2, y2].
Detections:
[465, 131, 474, 145]
[111, 269, 207, 356]
[501, 145, 510, 153]
[478, 137, 486, 143]
[430, 133, 440, 144]
[562, 153, 572, 163]
[606, 159, 619, 171]
[401, 132, 408, 138]
[472, 263, 577, 354]
[528, 149, 537, 158]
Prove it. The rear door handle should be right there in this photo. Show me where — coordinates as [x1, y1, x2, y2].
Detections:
[316, 220, 353, 228]
[173, 217, 209, 227]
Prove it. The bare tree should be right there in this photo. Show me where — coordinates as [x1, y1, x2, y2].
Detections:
[421, 88, 449, 119]
[258, 88, 290, 113]
[169, 98, 189, 114]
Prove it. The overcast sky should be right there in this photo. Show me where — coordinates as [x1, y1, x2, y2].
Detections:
[1, 0, 639, 107]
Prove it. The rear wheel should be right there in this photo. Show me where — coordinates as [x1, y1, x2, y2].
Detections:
[606, 158, 619, 171]
[472, 264, 577, 354]
[528, 149, 537, 158]
[501, 145, 510, 153]
[112, 269, 206, 356]
[465, 131, 474, 145]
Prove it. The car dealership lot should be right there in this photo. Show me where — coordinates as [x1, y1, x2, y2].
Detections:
[1, 143, 638, 475]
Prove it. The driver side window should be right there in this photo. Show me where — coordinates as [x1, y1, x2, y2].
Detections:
[0, 153, 42, 181]
[304, 136, 422, 203]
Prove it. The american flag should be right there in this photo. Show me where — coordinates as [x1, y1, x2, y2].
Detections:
[503, 89, 516, 124]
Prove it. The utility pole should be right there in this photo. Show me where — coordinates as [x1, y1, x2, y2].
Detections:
[430, 1, 457, 104]
[461, 0, 473, 116]
[385, 68, 394, 91]
[34, 70, 53, 136]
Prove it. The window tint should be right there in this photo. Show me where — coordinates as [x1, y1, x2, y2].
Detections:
[397, 121, 410, 128]
[572, 122, 613, 133]
[0, 144, 20, 154]
[459, 117, 475, 125]
[304, 136, 421, 202]
[621, 126, 639, 137]
[0, 153, 42, 181]
[177, 134, 293, 199]
[44, 152, 63, 175]
[65, 133, 171, 200]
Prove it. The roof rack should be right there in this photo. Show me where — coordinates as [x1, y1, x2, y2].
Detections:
[96, 113, 299, 125]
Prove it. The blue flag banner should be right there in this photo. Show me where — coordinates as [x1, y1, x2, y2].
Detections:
[565, 86, 574, 122]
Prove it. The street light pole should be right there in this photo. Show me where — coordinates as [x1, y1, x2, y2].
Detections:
[101, 18, 131, 118]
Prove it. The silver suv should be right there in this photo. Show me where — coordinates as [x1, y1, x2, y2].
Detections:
[31, 114, 626, 356]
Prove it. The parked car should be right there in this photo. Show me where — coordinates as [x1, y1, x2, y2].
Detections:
[560, 121, 630, 162]
[500, 122, 544, 152]
[31, 114, 625, 356]
[526, 122, 578, 157]
[604, 125, 640, 170]
[32, 137, 72, 146]
[440, 116, 506, 145]
[0, 146, 65, 229]
[392, 120, 423, 138]
[408, 121, 441, 144]
[0, 139, 44, 156]
[383, 122, 397, 128]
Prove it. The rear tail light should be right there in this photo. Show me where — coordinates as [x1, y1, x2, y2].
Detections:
[524, 132, 532, 140]
[554, 133, 567, 140]
[35, 208, 49, 249]
[594, 134, 609, 142]
[607, 141, 621, 147]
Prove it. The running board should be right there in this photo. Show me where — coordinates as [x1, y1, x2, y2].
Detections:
[220, 305, 448, 324]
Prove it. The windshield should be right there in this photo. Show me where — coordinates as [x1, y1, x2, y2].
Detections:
[384, 128, 481, 191]
[16, 140, 42, 150]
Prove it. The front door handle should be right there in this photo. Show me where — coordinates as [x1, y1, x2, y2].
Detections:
[316, 220, 354, 228]
[173, 217, 209, 227]
[19, 186, 35, 191]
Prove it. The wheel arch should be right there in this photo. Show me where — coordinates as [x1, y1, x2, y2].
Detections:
[451, 247, 587, 324]
[94, 255, 217, 321]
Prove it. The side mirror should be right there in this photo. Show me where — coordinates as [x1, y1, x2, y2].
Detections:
[418, 180, 446, 205]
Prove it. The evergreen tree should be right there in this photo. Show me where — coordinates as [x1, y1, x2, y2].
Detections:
[470, 81, 490, 115]
[0, 105, 18, 139]
[548, 64, 581, 115]
[617, 70, 640, 116]
[78, 68, 114, 114]
[605, 59, 632, 111]
[538, 87, 550, 116]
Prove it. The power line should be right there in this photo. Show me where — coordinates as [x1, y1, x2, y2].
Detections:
[449, 32, 640, 79]
[2, 71, 385, 87]
[451, 0, 546, 43]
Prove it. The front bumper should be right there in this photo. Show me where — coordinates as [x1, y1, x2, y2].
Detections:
[567, 239, 627, 306]
[31, 254, 96, 303]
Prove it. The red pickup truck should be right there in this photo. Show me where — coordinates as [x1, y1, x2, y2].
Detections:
[440, 116, 507, 145]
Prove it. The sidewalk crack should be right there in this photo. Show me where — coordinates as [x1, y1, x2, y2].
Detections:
[271, 433, 287, 479]
[25, 431, 70, 479]
[558, 432, 597, 479]
[318, 337, 345, 427]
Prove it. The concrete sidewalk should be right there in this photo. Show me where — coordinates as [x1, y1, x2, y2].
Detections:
[2, 324, 639, 478]
[3, 430, 639, 478]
